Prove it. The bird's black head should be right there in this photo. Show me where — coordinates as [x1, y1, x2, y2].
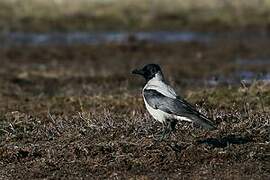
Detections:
[132, 64, 163, 81]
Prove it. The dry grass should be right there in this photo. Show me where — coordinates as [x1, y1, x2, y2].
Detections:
[0, 93, 269, 179]
[0, 40, 269, 179]
[1, 0, 270, 31]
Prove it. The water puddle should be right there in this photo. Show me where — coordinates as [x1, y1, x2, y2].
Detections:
[180, 71, 270, 87]
[206, 71, 270, 86]
[1, 30, 269, 47]
[237, 71, 270, 84]
[235, 58, 270, 66]
[0, 31, 212, 47]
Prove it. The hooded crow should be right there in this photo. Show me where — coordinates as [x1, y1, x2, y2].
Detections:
[132, 64, 216, 140]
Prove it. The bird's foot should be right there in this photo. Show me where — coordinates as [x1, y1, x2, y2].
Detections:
[153, 130, 171, 142]
[153, 134, 166, 142]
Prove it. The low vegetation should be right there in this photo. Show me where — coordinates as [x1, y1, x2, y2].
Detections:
[1, 0, 270, 31]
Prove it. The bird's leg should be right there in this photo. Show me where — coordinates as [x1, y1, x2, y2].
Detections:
[165, 119, 177, 138]
[166, 121, 172, 137]
[159, 120, 175, 141]
[170, 119, 178, 138]
[170, 119, 177, 132]
[158, 121, 169, 141]
[165, 120, 183, 152]
[155, 120, 176, 141]
[153, 121, 166, 141]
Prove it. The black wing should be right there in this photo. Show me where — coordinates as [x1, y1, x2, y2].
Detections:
[143, 89, 216, 130]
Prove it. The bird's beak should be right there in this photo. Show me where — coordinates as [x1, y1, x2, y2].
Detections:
[132, 69, 144, 75]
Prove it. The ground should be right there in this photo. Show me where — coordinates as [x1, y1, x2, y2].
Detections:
[0, 38, 269, 179]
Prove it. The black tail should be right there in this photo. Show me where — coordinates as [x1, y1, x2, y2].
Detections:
[194, 115, 216, 130]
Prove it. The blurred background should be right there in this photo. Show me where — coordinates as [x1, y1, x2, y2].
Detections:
[0, 0, 270, 89]
[0, 0, 270, 179]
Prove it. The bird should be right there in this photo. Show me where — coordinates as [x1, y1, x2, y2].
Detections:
[132, 64, 216, 140]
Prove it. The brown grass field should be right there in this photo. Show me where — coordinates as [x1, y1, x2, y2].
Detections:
[0, 2, 270, 179]
[0, 37, 269, 179]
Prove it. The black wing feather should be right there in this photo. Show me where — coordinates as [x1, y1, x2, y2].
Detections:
[143, 89, 216, 129]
